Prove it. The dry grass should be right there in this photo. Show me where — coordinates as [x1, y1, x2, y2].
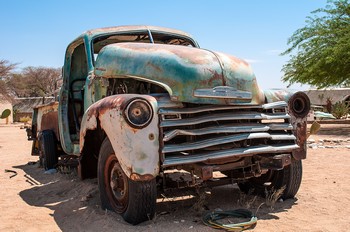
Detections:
[191, 189, 209, 213]
[264, 186, 286, 209]
[237, 189, 258, 209]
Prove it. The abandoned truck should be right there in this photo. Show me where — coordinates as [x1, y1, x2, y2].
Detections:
[28, 25, 310, 225]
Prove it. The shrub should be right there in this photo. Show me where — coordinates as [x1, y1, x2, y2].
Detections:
[332, 101, 349, 119]
[19, 116, 32, 124]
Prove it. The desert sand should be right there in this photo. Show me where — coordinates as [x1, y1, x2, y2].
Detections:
[1, 123, 350, 232]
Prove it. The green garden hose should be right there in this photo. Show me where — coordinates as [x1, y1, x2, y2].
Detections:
[202, 209, 257, 231]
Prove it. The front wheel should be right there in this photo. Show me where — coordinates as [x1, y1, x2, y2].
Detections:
[238, 159, 303, 200]
[98, 138, 156, 225]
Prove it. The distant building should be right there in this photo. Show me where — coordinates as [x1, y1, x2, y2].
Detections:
[13, 97, 55, 122]
[0, 94, 13, 124]
[305, 88, 350, 107]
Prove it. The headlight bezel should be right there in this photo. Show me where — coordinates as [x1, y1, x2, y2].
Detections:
[124, 98, 153, 129]
[288, 92, 310, 118]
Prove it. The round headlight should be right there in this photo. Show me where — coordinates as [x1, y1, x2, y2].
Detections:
[288, 92, 310, 118]
[124, 99, 153, 128]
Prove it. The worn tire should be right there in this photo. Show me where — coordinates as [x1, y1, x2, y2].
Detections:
[40, 130, 58, 170]
[238, 159, 303, 200]
[98, 138, 156, 225]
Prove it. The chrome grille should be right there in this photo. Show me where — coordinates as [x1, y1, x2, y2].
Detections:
[159, 101, 298, 168]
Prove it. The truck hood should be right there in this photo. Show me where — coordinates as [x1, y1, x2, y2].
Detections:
[94, 43, 265, 105]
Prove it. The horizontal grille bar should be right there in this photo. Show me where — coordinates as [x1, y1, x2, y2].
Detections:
[163, 133, 296, 153]
[163, 123, 293, 142]
[160, 112, 290, 128]
[162, 144, 299, 167]
[159, 101, 287, 114]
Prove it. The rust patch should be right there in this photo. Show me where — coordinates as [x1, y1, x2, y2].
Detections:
[201, 166, 213, 181]
[41, 111, 59, 140]
[200, 69, 225, 86]
[130, 173, 154, 181]
[146, 61, 162, 72]
[293, 121, 307, 160]
[86, 95, 130, 119]
[95, 67, 106, 71]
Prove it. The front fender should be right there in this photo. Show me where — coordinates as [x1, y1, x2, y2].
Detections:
[263, 89, 295, 103]
[80, 94, 159, 180]
[265, 89, 310, 160]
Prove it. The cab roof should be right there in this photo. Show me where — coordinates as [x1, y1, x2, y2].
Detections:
[79, 25, 196, 41]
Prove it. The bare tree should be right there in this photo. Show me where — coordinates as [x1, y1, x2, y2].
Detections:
[1, 59, 61, 98]
[0, 60, 17, 100]
[0, 60, 16, 77]
[21, 67, 61, 97]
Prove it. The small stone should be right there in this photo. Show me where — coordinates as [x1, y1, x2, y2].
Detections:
[309, 144, 318, 149]
[318, 146, 325, 149]
[279, 198, 283, 202]
[318, 139, 324, 143]
[307, 139, 315, 143]
[174, 221, 179, 224]
[325, 146, 334, 149]
[189, 226, 193, 229]
[346, 145, 350, 149]
[181, 220, 185, 223]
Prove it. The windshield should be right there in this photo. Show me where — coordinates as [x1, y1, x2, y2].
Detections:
[92, 31, 197, 61]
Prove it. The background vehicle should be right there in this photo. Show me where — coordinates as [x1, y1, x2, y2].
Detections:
[28, 26, 310, 225]
[307, 105, 336, 121]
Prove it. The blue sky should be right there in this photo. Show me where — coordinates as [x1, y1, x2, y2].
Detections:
[1, 0, 328, 90]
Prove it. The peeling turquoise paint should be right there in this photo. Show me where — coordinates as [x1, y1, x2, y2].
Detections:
[94, 43, 265, 105]
[264, 89, 296, 103]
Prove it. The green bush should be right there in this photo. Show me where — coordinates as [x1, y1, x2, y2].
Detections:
[332, 101, 349, 119]
[19, 116, 31, 124]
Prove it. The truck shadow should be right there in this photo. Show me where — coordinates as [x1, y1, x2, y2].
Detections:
[16, 162, 297, 231]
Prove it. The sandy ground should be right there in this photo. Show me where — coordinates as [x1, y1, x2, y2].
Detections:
[0, 123, 350, 232]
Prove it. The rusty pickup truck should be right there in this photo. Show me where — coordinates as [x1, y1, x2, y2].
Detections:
[28, 25, 310, 225]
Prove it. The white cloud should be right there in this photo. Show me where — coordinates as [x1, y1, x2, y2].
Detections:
[243, 58, 262, 64]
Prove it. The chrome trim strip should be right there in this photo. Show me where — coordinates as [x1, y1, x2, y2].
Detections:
[194, 86, 252, 100]
[163, 123, 293, 142]
[163, 133, 296, 153]
[159, 105, 261, 114]
[262, 101, 288, 109]
[160, 112, 290, 127]
[159, 101, 287, 115]
[162, 144, 299, 167]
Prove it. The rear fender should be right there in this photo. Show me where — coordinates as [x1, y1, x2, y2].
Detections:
[80, 94, 159, 180]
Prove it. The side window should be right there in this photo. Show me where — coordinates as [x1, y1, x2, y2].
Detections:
[70, 43, 88, 82]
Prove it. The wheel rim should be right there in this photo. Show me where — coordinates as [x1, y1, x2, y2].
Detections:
[104, 154, 128, 213]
